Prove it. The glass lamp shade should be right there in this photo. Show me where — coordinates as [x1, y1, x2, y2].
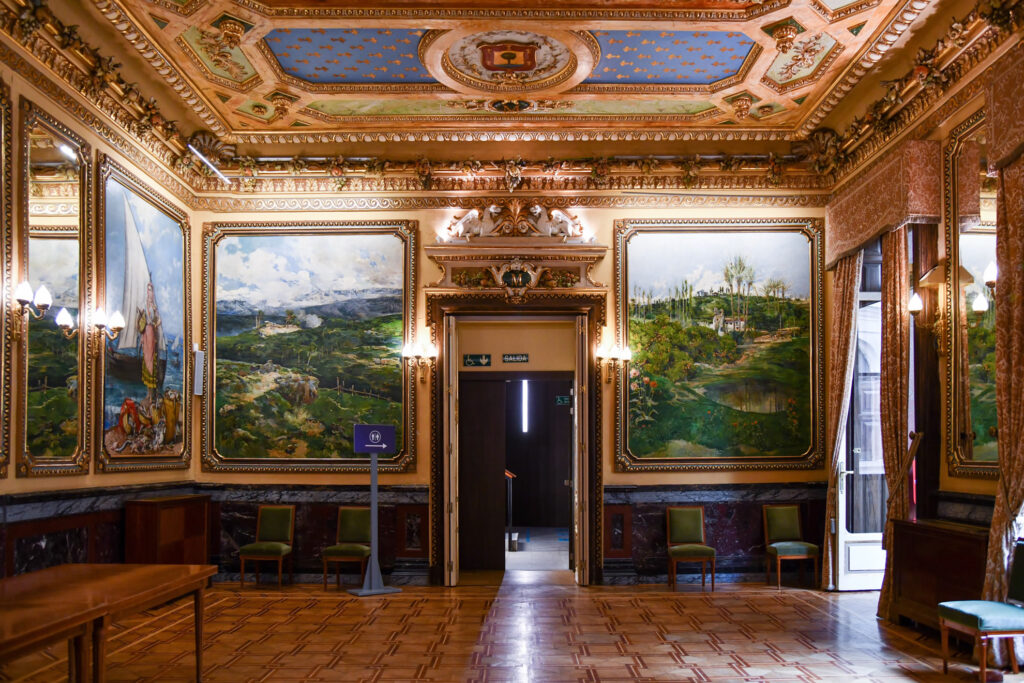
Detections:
[14, 281, 33, 305]
[108, 310, 126, 331]
[33, 285, 52, 309]
[93, 307, 108, 329]
[972, 293, 990, 314]
[908, 292, 924, 314]
[983, 261, 998, 287]
[55, 307, 74, 330]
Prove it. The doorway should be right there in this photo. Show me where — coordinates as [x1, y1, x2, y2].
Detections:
[457, 373, 573, 572]
[438, 312, 594, 587]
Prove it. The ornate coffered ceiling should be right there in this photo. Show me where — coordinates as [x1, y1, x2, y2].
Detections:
[90, 0, 936, 143]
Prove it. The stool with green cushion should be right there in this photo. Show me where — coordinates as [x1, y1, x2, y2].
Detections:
[323, 506, 371, 590]
[666, 506, 716, 591]
[763, 504, 818, 590]
[939, 540, 1024, 683]
[239, 504, 295, 589]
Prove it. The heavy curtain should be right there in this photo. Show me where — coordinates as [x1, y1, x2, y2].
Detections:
[980, 41, 1024, 668]
[821, 250, 863, 590]
[877, 226, 910, 621]
[981, 157, 1024, 667]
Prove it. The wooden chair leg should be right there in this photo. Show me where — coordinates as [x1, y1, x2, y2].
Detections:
[711, 557, 715, 592]
[776, 557, 782, 590]
[360, 558, 368, 585]
[701, 561, 706, 589]
[979, 636, 987, 683]
[240, 558, 245, 588]
[669, 559, 675, 587]
[255, 559, 260, 585]
[1009, 636, 1019, 675]
[322, 558, 327, 590]
[289, 555, 294, 585]
[940, 622, 949, 674]
[277, 558, 282, 589]
[337, 563, 341, 589]
[765, 557, 770, 585]
[813, 557, 819, 588]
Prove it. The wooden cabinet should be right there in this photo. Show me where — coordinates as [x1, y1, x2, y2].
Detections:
[891, 518, 988, 628]
[125, 495, 210, 565]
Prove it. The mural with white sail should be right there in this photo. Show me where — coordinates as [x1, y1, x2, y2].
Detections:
[103, 178, 184, 457]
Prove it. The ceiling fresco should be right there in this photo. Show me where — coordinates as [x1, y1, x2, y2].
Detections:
[91, 0, 936, 140]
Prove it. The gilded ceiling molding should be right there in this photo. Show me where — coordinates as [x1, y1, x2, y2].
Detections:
[831, 9, 1017, 184]
[297, 106, 723, 126]
[235, 0, 793, 23]
[89, 0, 229, 135]
[0, 41, 199, 208]
[799, 0, 936, 135]
[231, 128, 796, 144]
[187, 193, 829, 213]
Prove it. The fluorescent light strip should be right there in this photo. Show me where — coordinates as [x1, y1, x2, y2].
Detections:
[187, 144, 232, 186]
[522, 380, 529, 433]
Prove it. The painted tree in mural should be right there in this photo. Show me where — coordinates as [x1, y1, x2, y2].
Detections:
[626, 232, 812, 460]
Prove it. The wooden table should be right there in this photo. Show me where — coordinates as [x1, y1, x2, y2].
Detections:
[0, 563, 216, 682]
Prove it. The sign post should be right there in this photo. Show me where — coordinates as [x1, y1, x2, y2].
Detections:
[349, 424, 401, 597]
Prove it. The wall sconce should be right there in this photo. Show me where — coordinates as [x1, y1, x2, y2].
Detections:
[402, 340, 437, 383]
[14, 281, 52, 319]
[596, 343, 632, 383]
[983, 261, 998, 290]
[909, 290, 948, 356]
[92, 308, 126, 341]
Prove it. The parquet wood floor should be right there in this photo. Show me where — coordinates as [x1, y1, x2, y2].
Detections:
[1, 572, 1017, 682]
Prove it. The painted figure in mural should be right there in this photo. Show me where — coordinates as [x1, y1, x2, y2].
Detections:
[138, 281, 162, 406]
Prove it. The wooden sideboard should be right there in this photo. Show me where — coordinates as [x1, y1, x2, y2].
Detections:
[891, 518, 988, 629]
[125, 495, 210, 565]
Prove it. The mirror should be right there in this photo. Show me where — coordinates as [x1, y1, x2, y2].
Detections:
[945, 112, 997, 477]
[16, 100, 91, 477]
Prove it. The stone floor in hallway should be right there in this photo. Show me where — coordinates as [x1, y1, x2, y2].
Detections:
[1, 570, 1017, 682]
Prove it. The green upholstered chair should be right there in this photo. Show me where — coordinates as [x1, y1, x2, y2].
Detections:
[322, 506, 371, 590]
[666, 506, 716, 591]
[763, 504, 818, 590]
[939, 541, 1024, 682]
[239, 504, 295, 589]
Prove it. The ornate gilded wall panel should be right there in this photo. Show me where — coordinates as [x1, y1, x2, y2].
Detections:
[613, 218, 824, 472]
[16, 99, 93, 477]
[0, 81, 10, 478]
[201, 220, 417, 473]
[96, 155, 192, 472]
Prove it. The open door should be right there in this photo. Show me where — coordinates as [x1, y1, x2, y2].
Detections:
[443, 315, 459, 586]
[836, 299, 887, 590]
[572, 314, 589, 585]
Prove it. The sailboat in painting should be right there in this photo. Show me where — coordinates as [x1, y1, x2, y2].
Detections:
[107, 194, 166, 390]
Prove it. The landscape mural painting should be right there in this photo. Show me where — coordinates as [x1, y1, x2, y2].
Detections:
[26, 234, 79, 459]
[103, 177, 185, 460]
[620, 227, 817, 465]
[212, 231, 406, 463]
[959, 232, 997, 462]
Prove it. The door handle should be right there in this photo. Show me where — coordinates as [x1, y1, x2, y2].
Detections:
[838, 468, 854, 494]
[563, 479, 572, 487]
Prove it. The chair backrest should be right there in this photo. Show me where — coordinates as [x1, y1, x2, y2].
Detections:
[763, 504, 802, 544]
[337, 506, 371, 544]
[256, 505, 295, 544]
[667, 506, 706, 545]
[1008, 541, 1024, 604]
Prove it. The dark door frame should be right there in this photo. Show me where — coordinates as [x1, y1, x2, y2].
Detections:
[426, 292, 606, 585]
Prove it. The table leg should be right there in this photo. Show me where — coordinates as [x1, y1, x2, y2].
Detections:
[194, 587, 205, 682]
[69, 627, 88, 683]
[92, 616, 109, 683]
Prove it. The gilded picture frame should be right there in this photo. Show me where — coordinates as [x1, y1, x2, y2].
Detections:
[16, 99, 93, 477]
[0, 82, 10, 478]
[943, 110, 998, 479]
[613, 218, 824, 472]
[201, 220, 418, 473]
[96, 155, 191, 472]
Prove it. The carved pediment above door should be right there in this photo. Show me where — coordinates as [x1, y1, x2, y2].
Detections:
[425, 201, 607, 303]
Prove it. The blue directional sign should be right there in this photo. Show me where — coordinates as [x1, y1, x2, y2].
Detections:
[354, 424, 397, 454]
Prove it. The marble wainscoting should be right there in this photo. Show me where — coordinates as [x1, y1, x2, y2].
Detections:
[207, 484, 429, 586]
[0, 482, 195, 578]
[934, 491, 994, 526]
[602, 483, 827, 586]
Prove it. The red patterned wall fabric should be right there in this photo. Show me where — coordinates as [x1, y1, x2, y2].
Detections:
[957, 140, 981, 227]
[825, 140, 941, 268]
[987, 41, 1024, 169]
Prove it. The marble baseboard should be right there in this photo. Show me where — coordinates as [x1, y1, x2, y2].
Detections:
[215, 571, 429, 587]
[602, 483, 827, 581]
[935, 491, 994, 526]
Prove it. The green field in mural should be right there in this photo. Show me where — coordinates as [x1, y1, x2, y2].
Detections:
[626, 231, 812, 459]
